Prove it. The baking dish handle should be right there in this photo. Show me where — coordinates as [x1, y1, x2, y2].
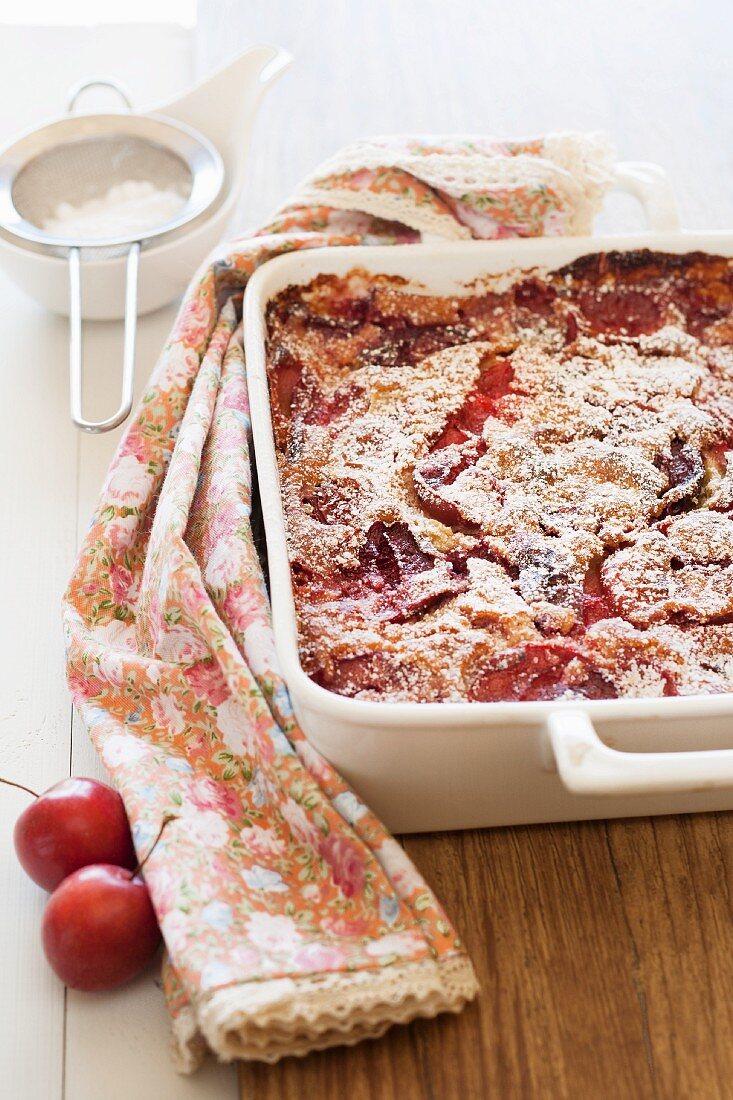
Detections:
[610, 161, 681, 233]
[546, 710, 733, 795]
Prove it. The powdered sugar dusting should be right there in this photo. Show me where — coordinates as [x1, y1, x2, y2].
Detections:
[266, 251, 733, 702]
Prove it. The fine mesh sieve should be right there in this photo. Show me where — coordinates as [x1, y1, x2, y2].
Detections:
[12, 135, 194, 250]
[0, 79, 224, 431]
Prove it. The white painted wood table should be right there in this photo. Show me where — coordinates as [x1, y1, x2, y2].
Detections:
[4, 3, 733, 1098]
[0, 22, 235, 1100]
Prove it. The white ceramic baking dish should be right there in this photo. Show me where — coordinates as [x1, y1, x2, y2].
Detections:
[244, 173, 733, 833]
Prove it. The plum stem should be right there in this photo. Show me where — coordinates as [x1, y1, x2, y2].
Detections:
[134, 815, 177, 878]
[0, 777, 38, 799]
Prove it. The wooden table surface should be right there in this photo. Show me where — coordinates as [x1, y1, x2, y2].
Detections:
[241, 814, 733, 1100]
[3, 3, 733, 1098]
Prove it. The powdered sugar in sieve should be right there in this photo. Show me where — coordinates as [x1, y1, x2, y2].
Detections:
[0, 104, 223, 431]
[11, 132, 194, 248]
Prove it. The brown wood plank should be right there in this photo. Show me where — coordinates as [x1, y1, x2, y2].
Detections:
[240, 813, 733, 1100]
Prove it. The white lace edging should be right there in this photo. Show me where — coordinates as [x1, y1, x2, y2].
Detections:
[170, 954, 478, 1073]
[170, 1002, 209, 1075]
[291, 184, 471, 240]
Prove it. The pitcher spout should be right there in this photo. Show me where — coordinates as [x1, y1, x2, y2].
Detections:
[146, 46, 292, 191]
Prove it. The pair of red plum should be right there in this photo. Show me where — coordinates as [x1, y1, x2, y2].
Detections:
[14, 776, 161, 991]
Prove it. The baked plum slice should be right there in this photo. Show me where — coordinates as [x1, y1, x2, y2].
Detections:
[304, 522, 466, 623]
[313, 651, 444, 699]
[412, 359, 516, 526]
[357, 522, 434, 589]
[302, 382, 365, 426]
[513, 277, 558, 317]
[413, 442, 483, 527]
[666, 266, 733, 338]
[313, 652, 392, 696]
[430, 357, 516, 450]
[577, 288, 664, 336]
[355, 522, 467, 620]
[270, 349, 304, 416]
[468, 642, 617, 702]
[275, 367, 366, 437]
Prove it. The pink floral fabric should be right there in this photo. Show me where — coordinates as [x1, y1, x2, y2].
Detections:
[63, 133, 611, 1067]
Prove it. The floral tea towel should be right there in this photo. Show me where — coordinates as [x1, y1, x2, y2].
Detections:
[63, 131, 612, 1070]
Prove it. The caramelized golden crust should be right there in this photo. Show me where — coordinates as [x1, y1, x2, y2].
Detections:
[265, 251, 733, 702]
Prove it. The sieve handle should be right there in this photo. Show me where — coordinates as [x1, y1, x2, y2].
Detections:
[67, 77, 133, 113]
[69, 243, 140, 433]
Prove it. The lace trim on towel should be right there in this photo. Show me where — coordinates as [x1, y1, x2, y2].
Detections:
[171, 953, 478, 1072]
[290, 184, 471, 240]
[170, 1003, 209, 1076]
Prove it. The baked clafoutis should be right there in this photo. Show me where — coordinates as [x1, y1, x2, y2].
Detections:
[265, 251, 733, 703]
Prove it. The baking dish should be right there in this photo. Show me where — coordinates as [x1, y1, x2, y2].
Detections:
[244, 170, 733, 832]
